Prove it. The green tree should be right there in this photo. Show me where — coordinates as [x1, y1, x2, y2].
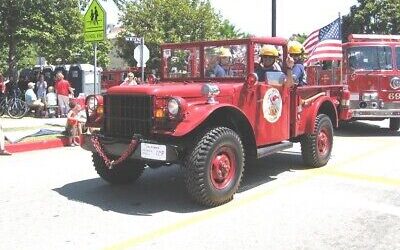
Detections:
[116, 0, 244, 71]
[0, 0, 111, 80]
[79, 0, 127, 11]
[289, 33, 308, 44]
[342, 0, 400, 41]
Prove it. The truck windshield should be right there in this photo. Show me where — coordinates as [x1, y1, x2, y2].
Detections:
[162, 44, 248, 80]
[347, 46, 392, 71]
[204, 44, 247, 78]
[163, 47, 200, 79]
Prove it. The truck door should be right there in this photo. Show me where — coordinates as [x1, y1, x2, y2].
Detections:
[254, 71, 291, 145]
[380, 46, 400, 103]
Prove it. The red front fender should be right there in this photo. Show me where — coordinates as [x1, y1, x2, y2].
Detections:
[171, 103, 246, 136]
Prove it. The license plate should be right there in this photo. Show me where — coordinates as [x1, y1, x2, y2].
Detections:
[141, 143, 167, 161]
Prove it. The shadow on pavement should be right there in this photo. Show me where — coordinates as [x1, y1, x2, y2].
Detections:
[335, 121, 400, 137]
[54, 150, 309, 215]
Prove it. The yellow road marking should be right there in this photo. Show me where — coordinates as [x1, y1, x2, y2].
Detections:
[317, 169, 400, 187]
[104, 140, 398, 250]
[104, 175, 314, 250]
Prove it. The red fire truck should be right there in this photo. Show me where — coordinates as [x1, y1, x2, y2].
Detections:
[81, 37, 350, 207]
[307, 34, 400, 130]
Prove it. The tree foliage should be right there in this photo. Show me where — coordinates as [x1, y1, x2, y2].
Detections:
[342, 0, 400, 41]
[0, 0, 111, 79]
[116, 0, 245, 71]
[289, 33, 308, 44]
[79, 0, 127, 11]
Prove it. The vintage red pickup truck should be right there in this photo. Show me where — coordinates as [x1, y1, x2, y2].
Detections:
[81, 37, 351, 207]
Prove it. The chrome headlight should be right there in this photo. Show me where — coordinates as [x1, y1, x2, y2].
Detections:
[167, 98, 180, 116]
[390, 77, 400, 90]
[361, 92, 378, 101]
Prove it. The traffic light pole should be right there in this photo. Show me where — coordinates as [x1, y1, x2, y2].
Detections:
[272, 0, 276, 37]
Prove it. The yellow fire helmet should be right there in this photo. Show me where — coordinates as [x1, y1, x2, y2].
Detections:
[288, 41, 305, 55]
[260, 45, 279, 57]
[218, 47, 232, 57]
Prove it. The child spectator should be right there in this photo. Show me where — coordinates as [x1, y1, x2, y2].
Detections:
[45, 86, 58, 117]
[36, 74, 47, 102]
[65, 101, 86, 146]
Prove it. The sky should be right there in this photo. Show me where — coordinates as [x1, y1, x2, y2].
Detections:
[210, 0, 358, 37]
[103, 0, 358, 38]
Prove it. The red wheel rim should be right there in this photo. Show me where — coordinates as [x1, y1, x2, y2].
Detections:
[317, 127, 330, 156]
[210, 146, 236, 190]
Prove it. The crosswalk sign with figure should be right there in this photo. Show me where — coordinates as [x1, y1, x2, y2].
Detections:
[84, 0, 107, 42]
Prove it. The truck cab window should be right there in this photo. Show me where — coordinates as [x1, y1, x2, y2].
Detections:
[347, 46, 392, 70]
[204, 45, 247, 78]
[163, 48, 200, 79]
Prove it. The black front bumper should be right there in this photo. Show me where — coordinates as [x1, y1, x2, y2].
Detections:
[81, 133, 180, 163]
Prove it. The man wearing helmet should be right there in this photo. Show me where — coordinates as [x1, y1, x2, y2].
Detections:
[288, 41, 306, 86]
[256, 45, 294, 86]
[212, 47, 232, 77]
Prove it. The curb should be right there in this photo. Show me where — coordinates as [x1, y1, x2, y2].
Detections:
[5, 137, 70, 153]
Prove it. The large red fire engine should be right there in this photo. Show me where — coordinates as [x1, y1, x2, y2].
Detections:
[81, 37, 350, 207]
[307, 34, 400, 130]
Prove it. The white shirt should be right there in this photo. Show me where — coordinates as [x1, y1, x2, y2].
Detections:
[46, 92, 57, 106]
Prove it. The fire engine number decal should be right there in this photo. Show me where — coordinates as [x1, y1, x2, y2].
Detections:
[388, 93, 400, 100]
[262, 88, 282, 123]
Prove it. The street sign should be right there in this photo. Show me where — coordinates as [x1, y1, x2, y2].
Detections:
[125, 36, 142, 44]
[84, 0, 107, 42]
[134, 45, 150, 67]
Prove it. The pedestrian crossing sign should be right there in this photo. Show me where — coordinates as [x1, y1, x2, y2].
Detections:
[84, 0, 107, 42]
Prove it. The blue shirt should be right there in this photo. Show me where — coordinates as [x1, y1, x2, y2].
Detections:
[213, 64, 226, 77]
[292, 63, 306, 86]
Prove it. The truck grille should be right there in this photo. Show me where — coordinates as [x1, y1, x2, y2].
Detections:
[104, 95, 153, 138]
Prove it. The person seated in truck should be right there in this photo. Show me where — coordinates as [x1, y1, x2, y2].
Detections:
[256, 45, 294, 87]
[256, 45, 282, 81]
[209, 47, 232, 77]
[288, 41, 307, 86]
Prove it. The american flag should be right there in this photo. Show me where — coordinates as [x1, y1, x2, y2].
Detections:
[303, 18, 342, 66]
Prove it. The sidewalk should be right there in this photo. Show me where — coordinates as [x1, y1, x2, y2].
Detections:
[1, 116, 70, 153]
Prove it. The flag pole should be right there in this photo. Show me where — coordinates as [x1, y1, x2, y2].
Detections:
[339, 12, 343, 85]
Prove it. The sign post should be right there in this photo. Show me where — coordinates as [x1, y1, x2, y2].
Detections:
[133, 39, 150, 82]
[84, 0, 106, 95]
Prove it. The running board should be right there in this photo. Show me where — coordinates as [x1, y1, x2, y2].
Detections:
[257, 141, 293, 159]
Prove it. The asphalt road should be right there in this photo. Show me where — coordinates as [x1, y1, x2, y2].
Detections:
[1, 120, 399, 250]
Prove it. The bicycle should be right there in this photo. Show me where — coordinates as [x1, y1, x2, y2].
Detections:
[0, 89, 29, 119]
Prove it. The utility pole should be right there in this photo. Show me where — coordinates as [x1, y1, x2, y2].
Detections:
[272, 0, 276, 37]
